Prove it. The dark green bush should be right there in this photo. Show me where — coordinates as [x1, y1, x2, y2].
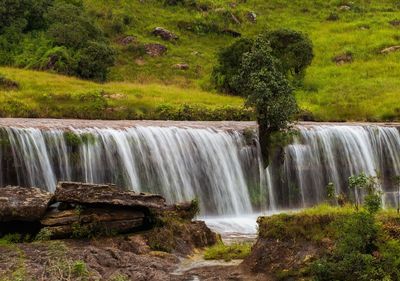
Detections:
[263, 29, 314, 79]
[75, 41, 115, 81]
[211, 38, 254, 95]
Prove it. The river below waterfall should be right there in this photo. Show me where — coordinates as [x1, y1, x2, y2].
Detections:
[0, 118, 400, 224]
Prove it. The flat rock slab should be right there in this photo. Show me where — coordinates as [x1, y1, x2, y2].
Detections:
[54, 182, 166, 210]
[0, 187, 52, 222]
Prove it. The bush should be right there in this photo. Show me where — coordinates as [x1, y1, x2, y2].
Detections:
[263, 29, 314, 79]
[211, 38, 254, 95]
[75, 41, 115, 81]
[38, 46, 77, 75]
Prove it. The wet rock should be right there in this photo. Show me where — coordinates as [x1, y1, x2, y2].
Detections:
[152, 27, 178, 41]
[381, 45, 400, 54]
[144, 43, 167, 57]
[173, 63, 189, 70]
[246, 11, 257, 23]
[54, 182, 166, 210]
[332, 52, 353, 65]
[0, 187, 52, 222]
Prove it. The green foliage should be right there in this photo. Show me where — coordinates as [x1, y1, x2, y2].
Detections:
[72, 260, 89, 278]
[232, 34, 298, 162]
[364, 193, 382, 215]
[311, 212, 400, 281]
[75, 41, 115, 81]
[263, 29, 314, 80]
[0, 233, 22, 244]
[326, 182, 335, 201]
[204, 242, 251, 261]
[211, 38, 253, 95]
[34, 228, 52, 241]
[348, 173, 381, 210]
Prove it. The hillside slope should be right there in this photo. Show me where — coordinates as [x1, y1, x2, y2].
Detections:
[1, 0, 400, 121]
[89, 0, 400, 121]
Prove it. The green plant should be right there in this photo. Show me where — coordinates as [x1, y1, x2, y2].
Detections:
[72, 260, 88, 277]
[233, 34, 298, 164]
[326, 182, 336, 203]
[35, 228, 52, 241]
[211, 38, 254, 95]
[204, 242, 251, 261]
[263, 29, 314, 80]
[393, 175, 400, 214]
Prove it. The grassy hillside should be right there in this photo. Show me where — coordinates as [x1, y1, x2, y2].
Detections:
[1, 0, 400, 121]
[0, 67, 248, 120]
[85, 0, 400, 121]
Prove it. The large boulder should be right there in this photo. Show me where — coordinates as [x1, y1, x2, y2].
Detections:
[54, 182, 166, 210]
[0, 187, 52, 222]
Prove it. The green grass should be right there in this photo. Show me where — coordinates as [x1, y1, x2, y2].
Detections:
[3, 0, 400, 121]
[204, 242, 252, 261]
[83, 0, 400, 122]
[0, 67, 248, 120]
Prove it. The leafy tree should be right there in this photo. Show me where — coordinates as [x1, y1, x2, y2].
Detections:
[264, 29, 314, 79]
[211, 38, 254, 95]
[232, 35, 298, 163]
[348, 173, 381, 212]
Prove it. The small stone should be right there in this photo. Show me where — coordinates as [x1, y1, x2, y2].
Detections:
[339, 5, 351, 11]
[221, 29, 241, 38]
[152, 27, 178, 41]
[144, 43, 167, 57]
[332, 53, 353, 65]
[381, 45, 400, 54]
[246, 11, 257, 23]
[389, 19, 400, 26]
[118, 35, 136, 45]
[173, 63, 189, 70]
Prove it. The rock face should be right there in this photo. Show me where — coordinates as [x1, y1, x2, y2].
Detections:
[152, 27, 178, 41]
[54, 182, 166, 210]
[0, 187, 52, 222]
[41, 208, 146, 238]
[144, 43, 167, 56]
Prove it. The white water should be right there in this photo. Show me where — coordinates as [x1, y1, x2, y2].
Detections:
[1, 126, 259, 216]
[1, 123, 400, 223]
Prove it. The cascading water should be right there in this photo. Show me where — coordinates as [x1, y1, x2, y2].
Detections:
[0, 125, 260, 216]
[1, 121, 400, 219]
[269, 125, 400, 209]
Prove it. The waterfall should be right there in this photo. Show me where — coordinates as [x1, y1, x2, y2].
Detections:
[1, 121, 400, 215]
[270, 125, 400, 209]
[1, 125, 260, 216]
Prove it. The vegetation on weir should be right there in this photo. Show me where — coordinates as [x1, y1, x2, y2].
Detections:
[1, 0, 400, 121]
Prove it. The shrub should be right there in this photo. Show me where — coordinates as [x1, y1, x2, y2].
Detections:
[38, 46, 77, 75]
[211, 38, 253, 95]
[263, 29, 314, 79]
[75, 41, 115, 81]
[35, 228, 52, 241]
